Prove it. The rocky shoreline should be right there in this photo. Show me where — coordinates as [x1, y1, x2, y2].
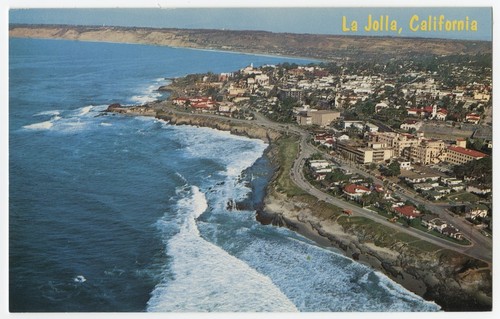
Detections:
[106, 103, 492, 311]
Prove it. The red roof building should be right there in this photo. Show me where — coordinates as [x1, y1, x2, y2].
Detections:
[446, 146, 487, 165]
[465, 113, 481, 124]
[343, 184, 371, 199]
[393, 205, 421, 219]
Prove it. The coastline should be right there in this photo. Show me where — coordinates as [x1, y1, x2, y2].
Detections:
[108, 103, 492, 311]
[9, 25, 492, 61]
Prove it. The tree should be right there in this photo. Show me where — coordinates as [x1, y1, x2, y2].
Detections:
[361, 192, 381, 207]
[381, 161, 401, 177]
[453, 157, 492, 185]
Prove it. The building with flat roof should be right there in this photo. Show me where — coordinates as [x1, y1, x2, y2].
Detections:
[369, 132, 420, 156]
[297, 110, 340, 127]
[336, 141, 393, 164]
[309, 110, 340, 127]
[278, 88, 304, 101]
[409, 139, 446, 165]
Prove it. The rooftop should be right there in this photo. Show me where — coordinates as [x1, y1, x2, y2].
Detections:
[394, 205, 421, 218]
[344, 184, 370, 194]
[448, 146, 487, 159]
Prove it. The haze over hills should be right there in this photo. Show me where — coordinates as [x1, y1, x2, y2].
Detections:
[9, 24, 492, 61]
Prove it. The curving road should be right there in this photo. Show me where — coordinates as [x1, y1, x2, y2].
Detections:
[156, 104, 492, 263]
[252, 111, 491, 263]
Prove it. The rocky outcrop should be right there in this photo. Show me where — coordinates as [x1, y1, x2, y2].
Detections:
[106, 103, 122, 111]
[261, 187, 492, 311]
[155, 110, 281, 143]
[104, 104, 157, 116]
[105, 100, 492, 311]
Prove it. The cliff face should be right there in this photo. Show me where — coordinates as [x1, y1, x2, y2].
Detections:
[10, 25, 492, 61]
[262, 182, 492, 311]
[155, 111, 282, 143]
[105, 103, 491, 311]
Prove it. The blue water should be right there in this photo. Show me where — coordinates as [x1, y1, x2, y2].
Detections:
[9, 38, 441, 312]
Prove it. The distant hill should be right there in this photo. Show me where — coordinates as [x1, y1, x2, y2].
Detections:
[9, 24, 492, 61]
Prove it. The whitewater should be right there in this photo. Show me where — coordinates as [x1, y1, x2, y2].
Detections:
[9, 38, 440, 312]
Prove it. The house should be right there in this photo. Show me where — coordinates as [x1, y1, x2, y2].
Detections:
[423, 190, 444, 201]
[435, 109, 448, 121]
[314, 133, 334, 144]
[365, 123, 379, 133]
[466, 185, 492, 195]
[218, 103, 233, 113]
[441, 226, 463, 240]
[434, 186, 451, 194]
[466, 204, 489, 220]
[172, 97, 189, 106]
[315, 173, 327, 181]
[422, 217, 448, 232]
[421, 214, 436, 228]
[465, 113, 481, 124]
[440, 177, 463, 186]
[399, 161, 412, 170]
[407, 105, 435, 118]
[400, 120, 422, 131]
[393, 205, 421, 219]
[450, 184, 465, 191]
[309, 160, 331, 169]
[413, 183, 434, 191]
[404, 174, 440, 184]
[343, 120, 364, 131]
[343, 184, 371, 199]
[254, 74, 270, 86]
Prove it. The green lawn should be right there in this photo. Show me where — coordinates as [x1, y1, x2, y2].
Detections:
[273, 136, 306, 197]
[392, 232, 417, 243]
[407, 239, 441, 253]
[446, 191, 482, 203]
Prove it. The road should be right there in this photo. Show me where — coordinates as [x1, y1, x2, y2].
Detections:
[156, 104, 492, 263]
[254, 110, 492, 263]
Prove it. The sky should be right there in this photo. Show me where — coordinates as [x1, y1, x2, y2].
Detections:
[8, 7, 493, 41]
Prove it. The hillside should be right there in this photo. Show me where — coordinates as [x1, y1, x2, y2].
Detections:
[9, 24, 492, 61]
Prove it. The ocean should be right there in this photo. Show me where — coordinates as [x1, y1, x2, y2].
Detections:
[9, 38, 440, 312]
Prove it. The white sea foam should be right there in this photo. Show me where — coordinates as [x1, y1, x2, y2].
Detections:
[129, 83, 162, 105]
[34, 110, 60, 117]
[73, 275, 86, 283]
[152, 117, 439, 312]
[23, 120, 55, 130]
[231, 227, 441, 312]
[77, 105, 94, 116]
[24, 105, 109, 133]
[147, 186, 297, 312]
[373, 272, 441, 311]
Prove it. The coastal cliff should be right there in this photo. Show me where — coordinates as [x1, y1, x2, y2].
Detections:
[107, 104, 492, 311]
[261, 139, 492, 311]
[9, 25, 492, 61]
[155, 111, 282, 143]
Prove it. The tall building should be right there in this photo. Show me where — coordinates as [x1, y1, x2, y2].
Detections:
[296, 110, 340, 127]
[336, 141, 393, 164]
[278, 88, 304, 101]
[369, 132, 420, 156]
[446, 146, 487, 165]
[309, 110, 340, 127]
[409, 139, 446, 164]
